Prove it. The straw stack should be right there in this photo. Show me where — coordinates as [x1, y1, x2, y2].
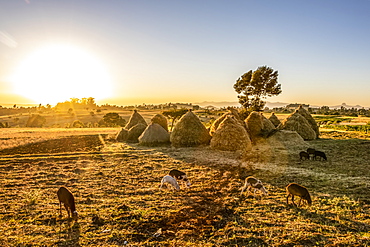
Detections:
[125, 110, 147, 130]
[268, 113, 281, 127]
[296, 105, 319, 138]
[138, 123, 170, 146]
[116, 128, 129, 142]
[278, 110, 316, 140]
[151, 113, 168, 132]
[127, 123, 147, 143]
[170, 111, 211, 147]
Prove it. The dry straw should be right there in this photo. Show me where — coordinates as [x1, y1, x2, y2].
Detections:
[278, 110, 316, 140]
[262, 114, 276, 134]
[210, 108, 246, 136]
[170, 111, 211, 147]
[116, 128, 129, 142]
[296, 105, 320, 137]
[268, 112, 281, 127]
[127, 123, 147, 143]
[245, 111, 264, 142]
[151, 114, 168, 132]
[138, 123, 170, 146]
[210, 115, 252, 152]
[125, 110, 147, 130]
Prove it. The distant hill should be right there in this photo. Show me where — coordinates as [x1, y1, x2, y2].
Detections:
[195, 101, 369, 110]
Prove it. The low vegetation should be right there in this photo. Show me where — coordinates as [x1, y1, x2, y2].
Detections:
[0, 128, 369, 246]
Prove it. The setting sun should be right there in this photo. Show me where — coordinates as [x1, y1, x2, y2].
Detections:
[10, 44, 113, 105]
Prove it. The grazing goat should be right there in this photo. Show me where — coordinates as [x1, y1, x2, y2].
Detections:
[299, 151, 310, 160]
[57, 187, 78, 219]
[307, 148, 316, 160]
[286, 183, 312, 207]
[314, 150, 327, 161]
[169, 169, 191, 188]
[159, 175, 180, 191]
[240, 176, 268, 196]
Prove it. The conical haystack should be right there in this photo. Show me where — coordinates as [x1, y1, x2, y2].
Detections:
[245, 111, 264, 142]
[116, 128, 129, 142]
[296, 105, 319, 138]
[127, 123, 147, 143]
[170, 111, 211, 147]
[151, 114, 168, 132]
[210, 115, 252, 152]
[138, 123, 170, 146]
[210, 109, 246, 136]
[259, 130, 309, 149]
[125, 110, 147, 130]
[262, 114, 276, 134]
[279, 111, 316, 140]
[268, 113, 281, 127]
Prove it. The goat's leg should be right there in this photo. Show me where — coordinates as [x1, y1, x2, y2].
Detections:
[286, 194, 290, 204]
[59, 202, 63, 217]
[291, 195, 297, 206]
[298, 198, 302, 207]
[64, 204, 70, 218]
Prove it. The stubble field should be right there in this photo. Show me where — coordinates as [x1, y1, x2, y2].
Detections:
[0, 128, 369, 246]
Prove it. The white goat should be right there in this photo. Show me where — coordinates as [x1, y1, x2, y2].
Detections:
[169, 169, 191, 188]
[240, 176, 268, 196]
[159, 175, 180, 191]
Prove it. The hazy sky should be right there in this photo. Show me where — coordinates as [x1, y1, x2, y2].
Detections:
[0, 0, 369, 107]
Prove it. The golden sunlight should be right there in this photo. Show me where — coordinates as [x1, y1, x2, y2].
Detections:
[10, 44, 113, 105]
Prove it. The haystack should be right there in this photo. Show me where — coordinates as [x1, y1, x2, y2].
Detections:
[170, 111, 211, 147]
[138, 123, 170, 146]
[262, 114, 276, 134]
[210, 109, 246, 136]
[296, 105, 319, 138]
[268, 113, 281, 127]
[127, 123, 147, 143]
[210, 115, 252, 152]
[245, 111, 264, 142]
[279, 111, 316, 140]
[151, 114, 168, 132]
[125, 110, 147, 130]
[259, 130, 309, 149]
[116, 128, 129, 142]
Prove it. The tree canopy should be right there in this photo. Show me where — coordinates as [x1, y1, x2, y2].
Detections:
[233, 65, 282, 111]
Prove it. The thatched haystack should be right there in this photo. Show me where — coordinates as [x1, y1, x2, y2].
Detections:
[127, 123, 147, 143]
[210, 115, 252, 152]
[278, 111, 316, 140]
[138, 123, 170, 146]
[116, 128, 129, 142]
[296, 105, 319, 138]
[151, 114, 168, 132]
[125, 110, 147, 130]
[26, 114, 46, 127]
[210, 109, 246, 136]
[268, 113, 281, 127]
[258, 130, 309, 149]
[170, 111, 211, 147]
[262, 114, 276, 135]
[245, 111, 264, 142]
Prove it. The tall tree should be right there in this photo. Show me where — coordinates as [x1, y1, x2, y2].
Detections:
[233, 66, 282, 111]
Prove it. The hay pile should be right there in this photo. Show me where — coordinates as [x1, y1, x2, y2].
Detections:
[268, 113, 281, 127]
[245, 111, 264, 142]
[127, 123, 147, 143]
[296, 105, 319, 138]
[210, 115, 252, 152]
[151, 114, 168, 132]
[278, 110, 316, 140]
[125, 110, 147, 130]
[116, 128, 129, 142]
[262, 114, 276, 135]
[170, 111, 211, 147]
[209, 108, 246, 136]
[257, 130, 309, 150]
[138, 123, 170, 146]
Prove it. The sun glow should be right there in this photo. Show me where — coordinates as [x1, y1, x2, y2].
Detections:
[10, 44, 113, 105]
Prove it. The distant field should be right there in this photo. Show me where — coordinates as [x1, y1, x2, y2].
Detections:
[0, 128, 369, 246]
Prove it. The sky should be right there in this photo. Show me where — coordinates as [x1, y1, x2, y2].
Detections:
[0, 0, 369, 107]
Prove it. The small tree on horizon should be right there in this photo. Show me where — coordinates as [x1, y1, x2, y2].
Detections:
[233, 65, 282, 111]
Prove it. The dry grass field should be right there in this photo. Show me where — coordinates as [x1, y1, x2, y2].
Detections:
[0, 128, 369, 246]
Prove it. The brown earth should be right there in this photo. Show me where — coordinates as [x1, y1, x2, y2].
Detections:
[0, 129, 369, 246]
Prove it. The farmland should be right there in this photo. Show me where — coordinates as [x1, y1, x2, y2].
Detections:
[0, 125, 369, 246]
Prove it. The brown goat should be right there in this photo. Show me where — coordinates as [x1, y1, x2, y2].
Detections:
[241, 176, 268, 196]
[57, 187, 78, 219]
[286, 183, 312, 207]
